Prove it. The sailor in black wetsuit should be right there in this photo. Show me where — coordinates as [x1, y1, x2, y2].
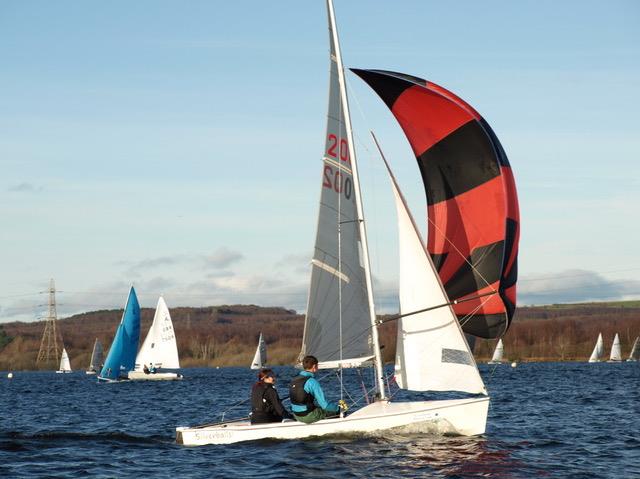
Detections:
[250, 369, 291, 424]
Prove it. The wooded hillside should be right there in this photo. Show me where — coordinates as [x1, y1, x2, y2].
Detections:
[0, 301, 638, 370]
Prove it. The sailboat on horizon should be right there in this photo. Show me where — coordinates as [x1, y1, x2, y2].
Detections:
[176, 0, 519, 446]
[128, 296, 182, 381]
[588, 333, 604, 363]
[250, 333, 267, 370]
[627, 336, 640, 362]
[56, 348, 72, 374]
[86, 339, 103, 375]
[488, 339, 505, 365]
[608, 333, 622, 362]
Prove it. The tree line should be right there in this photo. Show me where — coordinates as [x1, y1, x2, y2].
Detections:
[0, 301, 638, 370]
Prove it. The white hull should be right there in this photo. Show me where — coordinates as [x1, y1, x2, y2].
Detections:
[85, 370, 97, 375]
[128, 371, 183, 381]
[55, 370, 72, 374]
[176, 397, 489, 446]
[588, 359, 600, 363]
[487, 361, 503, 365]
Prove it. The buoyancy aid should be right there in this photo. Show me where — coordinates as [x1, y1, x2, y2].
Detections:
[251, 382, 272, 415]
[289, 375, 316, 416]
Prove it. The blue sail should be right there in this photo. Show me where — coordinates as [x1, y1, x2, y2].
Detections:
[98, 286, 141, 381]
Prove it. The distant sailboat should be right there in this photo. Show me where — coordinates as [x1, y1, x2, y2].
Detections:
[608, 333, 622, 362]
[86, 339, 103, 375]
[56, 348, 72, 374]
[488, 339, 505, 365]
[250, 333, 267, 370]
[627, 336, 640, 362]
[128, 296, 182, 381]
[98, 286, 141, 382]
[588, 333, 604, 363]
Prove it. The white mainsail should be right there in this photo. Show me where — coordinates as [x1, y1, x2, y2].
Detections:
[299, 0, 378, 371]
[135, 297, 180, 370]
[609, 333, 622, 362]
[489, 339, 505, 364]
[250, 333, 267, 370]
[386, 162, 486, 394]
[627, 336, 640, 361]
[58, 348, 71, 372]
[588, 333, 604, 363]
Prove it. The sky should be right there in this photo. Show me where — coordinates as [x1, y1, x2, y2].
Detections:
[1, 1, 639, 323]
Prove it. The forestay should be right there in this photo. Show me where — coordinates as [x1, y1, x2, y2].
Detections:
[299, 6, 374, 369]
[386, 163, 486, 394]
[135, 297, 180, 370]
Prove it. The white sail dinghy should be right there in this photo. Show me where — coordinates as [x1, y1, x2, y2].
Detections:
[128, 296, 182, 381]
[177, 0, 519, 446]
[56, 348, 72, 374]
[250, 333, 267, 370]
[588, 333, 604, 363]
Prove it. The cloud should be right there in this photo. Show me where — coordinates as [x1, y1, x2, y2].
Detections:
[202, 247, 244, 269]
[118, 247, 244, 276]
[123, 255, 186, 271]
[7, 182, 42, 193]
[518, 269, 640, 305]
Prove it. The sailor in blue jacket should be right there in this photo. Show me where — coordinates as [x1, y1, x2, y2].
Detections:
[289, 355, 343, 424]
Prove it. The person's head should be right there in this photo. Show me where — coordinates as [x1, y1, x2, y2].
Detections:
[258, 368, 276, 384]
[302, 355, 319, 372]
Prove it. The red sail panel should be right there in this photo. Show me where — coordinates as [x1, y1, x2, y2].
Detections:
[353, 69, 520, 339]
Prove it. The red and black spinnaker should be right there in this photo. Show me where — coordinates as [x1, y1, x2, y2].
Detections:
[353, 69, 519, 339]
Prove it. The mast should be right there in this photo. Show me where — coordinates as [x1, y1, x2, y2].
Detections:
[326, 0, 386, 399]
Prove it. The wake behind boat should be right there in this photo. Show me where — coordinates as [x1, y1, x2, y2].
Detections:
[177, 0, 519, 446]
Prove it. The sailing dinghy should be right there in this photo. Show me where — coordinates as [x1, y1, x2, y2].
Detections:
[627, 336, 640, 362]
[98, 286, 141, 382]
[177, 0, 518, 446]
[56, 348, 72, 374]
[488, 339, 505, 365]
[86, 338, 103, 375]
[129, 296, 182, 381]
[250, 333, 267, 370]
[588, 333, 604, 363]
[608, 333, 622, 362]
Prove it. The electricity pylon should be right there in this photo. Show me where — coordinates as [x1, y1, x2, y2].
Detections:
[36, 279, 61, 366]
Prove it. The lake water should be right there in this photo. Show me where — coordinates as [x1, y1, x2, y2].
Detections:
[1, 362, 639, 478]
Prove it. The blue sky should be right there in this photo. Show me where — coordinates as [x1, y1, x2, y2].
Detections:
[1, 1, 639, 322]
